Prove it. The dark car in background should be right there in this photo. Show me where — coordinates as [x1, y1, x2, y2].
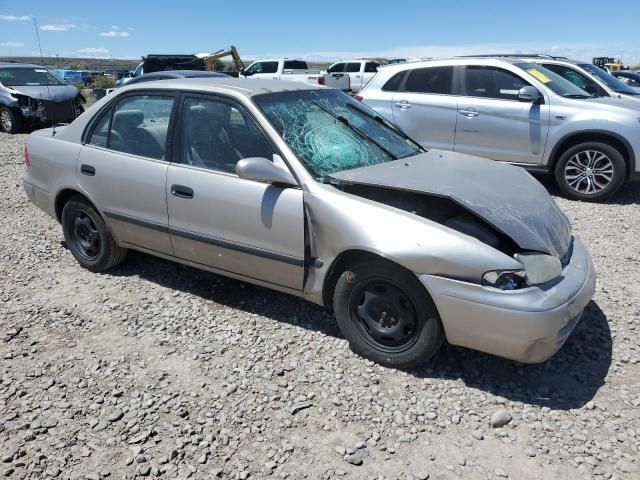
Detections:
[124, 70, 226, 86]
[0, 63, 85, 133]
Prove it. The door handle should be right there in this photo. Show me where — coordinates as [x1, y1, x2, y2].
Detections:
[355, 75, 361, 78]
[171, 184, 194, 199]
[80, 164, 95, 176]
[459, 108, 479, 118]
[394, 100, 412, 110]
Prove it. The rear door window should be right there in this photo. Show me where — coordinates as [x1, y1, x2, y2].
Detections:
[382, 71, 406, 91]
[283, 60, 308, 70]
[404, 66, 453, 94]
[328, 63, 345, 73]
[109, 95, 175, 160]
[345, 62, 362, 73]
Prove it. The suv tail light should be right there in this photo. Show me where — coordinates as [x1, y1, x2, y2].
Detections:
[317, 76, 326, 85]
[353, 95, 364, 101]
[24, 145, 30, 167]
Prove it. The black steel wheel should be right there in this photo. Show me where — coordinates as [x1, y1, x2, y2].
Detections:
[333, 259, 444, 368]
[61, 195, 127, 272]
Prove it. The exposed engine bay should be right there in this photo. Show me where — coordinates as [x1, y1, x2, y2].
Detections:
[336, 183, 521, 256]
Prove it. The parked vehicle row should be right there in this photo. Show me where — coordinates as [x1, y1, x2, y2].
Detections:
[324, 59, 382, 93]
[358, 56, 640, 201]
[239, 58, 350, 91]
[23, 78, 595, 368]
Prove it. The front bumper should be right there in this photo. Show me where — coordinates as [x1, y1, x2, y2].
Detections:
[418, 237, 596, 363]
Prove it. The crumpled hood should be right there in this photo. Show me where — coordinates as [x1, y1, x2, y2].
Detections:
[7, 85, 79, 102]
[330, 150, 572, 258]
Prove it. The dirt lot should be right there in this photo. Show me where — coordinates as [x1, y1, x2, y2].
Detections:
[1, 131, 639, 480]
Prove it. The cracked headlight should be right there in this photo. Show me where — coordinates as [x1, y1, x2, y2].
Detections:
[482, 270, 527, 290]
[514, 252, 562, 285]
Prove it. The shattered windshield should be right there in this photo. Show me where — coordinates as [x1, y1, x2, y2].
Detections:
[253, 89, 422, 181]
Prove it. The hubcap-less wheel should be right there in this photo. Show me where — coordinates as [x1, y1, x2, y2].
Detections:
[564, 150, 614, 195]
[71, 210, 101, 260]
[350, 280, 419, 353]
[0, 109, 12, 132]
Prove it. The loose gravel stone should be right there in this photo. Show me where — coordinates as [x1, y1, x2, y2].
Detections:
[0, 132, 639, 479]
[490, 409, 513, 428]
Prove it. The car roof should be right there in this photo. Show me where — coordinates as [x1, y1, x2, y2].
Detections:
[0, 62, 50, 69]
[121, 77, 320, 97]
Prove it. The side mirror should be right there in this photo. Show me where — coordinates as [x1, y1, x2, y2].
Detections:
[236, 157, 297, 186]
[518, 86, 542, 103]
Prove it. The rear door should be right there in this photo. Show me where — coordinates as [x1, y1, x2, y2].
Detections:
[77, 92, 176, 254]
[454, 65, 550, 164]
[391, 65, 458, 150]
[166, 94, 305, 290]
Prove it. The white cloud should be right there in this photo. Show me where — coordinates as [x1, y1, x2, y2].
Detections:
[246, 43, 640, 67]
[0, 41, 24, 48]
[99, 30, 130, 37]
[41, 23, 77, 32]
[0, 15, 31, 21]
[78, 47, 109, 54]
[111, 25, 119, 30]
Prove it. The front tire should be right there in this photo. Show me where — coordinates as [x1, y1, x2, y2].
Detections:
[333, 260, 444, 368]
[554, 142, 626, 201]
[61, 196, 127, 272]
[0, 106, 22, 134]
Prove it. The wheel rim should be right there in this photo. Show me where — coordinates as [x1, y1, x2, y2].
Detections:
[1, 110, 12, 131]
[349, 280, 420, 353]
[70, 210, 101, 260]
[564, 150, 614, 195]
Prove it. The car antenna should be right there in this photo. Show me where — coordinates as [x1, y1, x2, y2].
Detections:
[33, 17, 55, 136]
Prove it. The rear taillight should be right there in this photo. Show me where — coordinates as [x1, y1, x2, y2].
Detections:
[24, 145, 30, 167]
[317, 76, 326, 85]
[354, 95, 364, 101]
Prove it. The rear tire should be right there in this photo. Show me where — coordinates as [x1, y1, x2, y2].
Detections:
[554, 142, 626, 201]
[333, 259, 444, 369]
[0, 106, 22, 134]
[61, 196, 127, 272]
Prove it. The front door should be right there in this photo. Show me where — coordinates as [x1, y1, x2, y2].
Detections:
[77, 92, 176, 254]
[391, 65, 458, 150]
[454, 65, 550, 164]
[166, 94, 305, 290]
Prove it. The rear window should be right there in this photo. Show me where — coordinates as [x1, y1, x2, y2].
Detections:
[283, 60, 308, 70]
[404, 66, 453, 94]
[365, 62, 379, 73]
[328, 63, 345, 73]
[381, 71, 406, 92]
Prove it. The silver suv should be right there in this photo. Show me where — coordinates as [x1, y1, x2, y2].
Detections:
[359, 57, 640, 201]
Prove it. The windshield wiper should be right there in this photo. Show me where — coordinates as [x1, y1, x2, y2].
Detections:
[311, 100, 399, 160]
[562, 94, 591, 99]
[345, 103, 425, 152]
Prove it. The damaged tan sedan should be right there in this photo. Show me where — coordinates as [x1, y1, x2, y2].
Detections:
[23, 78, 596, 368]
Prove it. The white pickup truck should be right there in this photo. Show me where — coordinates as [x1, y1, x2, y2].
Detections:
[240, 59, 350, 91]
[325, 60, 382, 93]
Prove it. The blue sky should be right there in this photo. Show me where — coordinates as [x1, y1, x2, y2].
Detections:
[1, 0, 639, 63]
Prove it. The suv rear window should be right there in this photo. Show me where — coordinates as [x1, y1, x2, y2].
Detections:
[404, 66, 453, 94]
[381, 71, 406, 91]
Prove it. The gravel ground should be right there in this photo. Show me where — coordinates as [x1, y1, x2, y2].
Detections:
[1, 131, 639, 480]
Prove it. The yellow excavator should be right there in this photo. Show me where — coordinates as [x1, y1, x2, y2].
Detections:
[204, 46, 245, 74]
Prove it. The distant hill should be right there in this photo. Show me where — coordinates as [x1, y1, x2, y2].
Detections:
[0, 56, 139, 71]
